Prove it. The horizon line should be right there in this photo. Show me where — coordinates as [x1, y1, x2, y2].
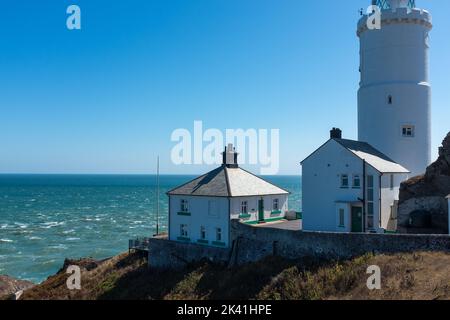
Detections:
[0, 172, 301, 177]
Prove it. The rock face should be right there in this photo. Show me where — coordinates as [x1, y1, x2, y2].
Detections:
[398, 132, 450, 234]
[0, 275, 34, 299]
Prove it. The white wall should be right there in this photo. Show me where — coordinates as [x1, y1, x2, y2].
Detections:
[229, 194, 288, 223]
[169, 195, 230, 247]
[380, 173, 409, 230]
[357, 8, 432, 177]
[302, 140, 371, 232]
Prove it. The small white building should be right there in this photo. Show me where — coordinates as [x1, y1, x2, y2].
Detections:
[167, 144, 290, 248]
[301, 128, 410, 234]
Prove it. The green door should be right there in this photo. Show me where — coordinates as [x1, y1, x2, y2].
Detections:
[258, 199, 264, 222]
[351, 206, 363, 233]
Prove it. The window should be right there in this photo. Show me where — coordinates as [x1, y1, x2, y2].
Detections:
[367, 175, 375, 230]
[339, 209, 345, 227]
[341, 174, 349, 188]
[390, 174, 394, 190]
[402, 125, 415, 137]
[241, 201, 248, 214]
[216, 228, 222, 242]
[200, 226, 206, 240]
[180, 224, 188, 238]
[180, 199, 189, 212]
[367, 216, 374, 229]
[353, 175, 361, 189]
[273, 199, 279, 211]
[388, 95, 393, 105]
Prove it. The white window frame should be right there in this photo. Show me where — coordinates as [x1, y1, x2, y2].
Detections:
[241, 201, 248, 214]
[352, 174, 361, 189]
[402, 125, 415, 138]
[216, 227, 222, 242]
[367, 175, 375, 230]
[180, 224, 188, 238]
[180, 199, 189, 213]
[200, 226, 206, 240]
[341, 174, 349, 188]
[273, 199, 279, 211]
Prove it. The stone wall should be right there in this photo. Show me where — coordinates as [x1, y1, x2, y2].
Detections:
[230, 221, 450, 263]
[397, 196, 448, 234]
[148, 220, 450, 269]
[148, 238, 231, 270]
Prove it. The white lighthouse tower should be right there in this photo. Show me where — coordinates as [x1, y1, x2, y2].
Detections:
[357, 0, 432, 177]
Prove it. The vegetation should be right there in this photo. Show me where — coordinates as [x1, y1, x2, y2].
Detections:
[11, 251, 450, 300]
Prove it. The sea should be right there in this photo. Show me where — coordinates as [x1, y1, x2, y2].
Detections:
[0, 174, 301, 283]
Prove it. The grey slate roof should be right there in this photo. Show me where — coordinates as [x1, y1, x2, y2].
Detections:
[334, 139, 410, 174]
[167, 166, 290, 197]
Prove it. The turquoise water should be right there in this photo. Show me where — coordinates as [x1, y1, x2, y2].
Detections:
[0, 174, 301, 283]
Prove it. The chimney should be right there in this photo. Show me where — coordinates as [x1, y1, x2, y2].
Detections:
[330, 128, 342, 139]
[222, 143, 239, 168]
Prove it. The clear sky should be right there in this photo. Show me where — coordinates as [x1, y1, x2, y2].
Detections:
[1, 0, 449, 175]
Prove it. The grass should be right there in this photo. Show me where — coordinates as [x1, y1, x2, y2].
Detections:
[13, 251, 450, 300]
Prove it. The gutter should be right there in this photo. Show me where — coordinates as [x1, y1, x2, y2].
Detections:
[379, 174, 382, 229]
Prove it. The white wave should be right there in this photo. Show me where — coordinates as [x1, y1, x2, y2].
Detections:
[66, 237, 80, 241]
[14, 223, 28, 229]
[41, 221, 65, 229]
[48, 244, 68, 250]
[0, 239, 13, 243]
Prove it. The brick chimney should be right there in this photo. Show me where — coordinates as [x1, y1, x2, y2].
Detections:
[330, 128, 342, 139]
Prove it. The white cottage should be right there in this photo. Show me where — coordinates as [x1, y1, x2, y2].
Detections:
[301, 128, 410, 234]
[167, 144, 290, 248]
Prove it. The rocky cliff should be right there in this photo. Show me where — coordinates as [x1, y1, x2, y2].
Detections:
[398, 132, 450, 233]
[0, 275, 34, 299]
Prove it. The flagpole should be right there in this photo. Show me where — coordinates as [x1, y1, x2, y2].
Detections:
[156, 156, 160, 236]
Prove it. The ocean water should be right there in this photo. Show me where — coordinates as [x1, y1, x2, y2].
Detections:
[0, 174, 301, 283]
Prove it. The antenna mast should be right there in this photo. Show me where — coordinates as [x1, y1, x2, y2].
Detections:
[155, 156, 160, 236]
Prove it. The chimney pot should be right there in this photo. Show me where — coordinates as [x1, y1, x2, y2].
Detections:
[330, 128, 342, 139]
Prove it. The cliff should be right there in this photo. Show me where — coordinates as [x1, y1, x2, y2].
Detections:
[400, 132, 450, 201]
[398, 132, 450, 233]
[5, 250, 450, 300]
[0, 275, 34, 299]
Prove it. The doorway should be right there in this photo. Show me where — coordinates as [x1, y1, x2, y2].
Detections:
[258, 199, 264, 222]
[351, 206, 363, 233]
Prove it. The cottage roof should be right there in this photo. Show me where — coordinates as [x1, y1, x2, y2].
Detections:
[335, 139, 410, 174]
[301, 138, 410, 174]
[167, 166, 290, 197]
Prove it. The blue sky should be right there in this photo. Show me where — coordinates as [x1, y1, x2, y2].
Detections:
[1, 0, 449, 175]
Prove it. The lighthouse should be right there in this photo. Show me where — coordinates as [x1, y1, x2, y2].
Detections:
[357, 0, 432, 177]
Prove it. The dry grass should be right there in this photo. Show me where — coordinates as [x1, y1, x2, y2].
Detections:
[17, 251, 450, 300]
